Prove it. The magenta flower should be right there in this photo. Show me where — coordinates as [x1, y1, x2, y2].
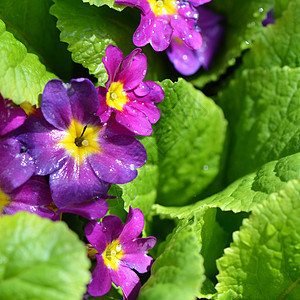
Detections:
[16, 78, 147, 208]
[96, 45, 164, 136]
[85, 207, 156, 299]
[115, 0, 211, 51]
[166, 7, 224, 75]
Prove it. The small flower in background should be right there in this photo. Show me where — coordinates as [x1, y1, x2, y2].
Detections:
[97, 45, 164, 136]
[115, 0, 211, 51]
[85, 207, 156, 299]
[166, 6, 224, 76]
[16, 78, 147, 208]
[262, 9, 275, 27]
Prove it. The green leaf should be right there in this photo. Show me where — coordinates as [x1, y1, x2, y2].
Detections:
[139, 221, 205, 300]
[217, 66, 300, 182]
[82, 0, 125, 12]
[154, 152, 300, 217]
[155, 78, 227, 206]
[0, 19, 57, 106]
[0, 0, 72, 79]
[216, 180, 300, 299]
[51, 0, 166, 84]
[191, 0, 273, 88]
[242, 1, 300, 71]
[0, 212, 90, 300]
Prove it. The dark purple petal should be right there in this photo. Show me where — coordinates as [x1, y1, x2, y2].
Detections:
[122, 252, 153, 273]
[115, 0, 150, 14]
[84, 221, 109, 254]
[133, 81, 164, 103]
[0, 137, 35, 193]
[89, 134, 146, 184]
[102, 215, 124, 243]
[88, 254, 112, 297]
[167, 38, 202, 75]
[0, 95, 26, 136]
[96, 86, 112, 123]
[119, 207, 144, 244]
[103, 45, 124, 88]
[3, 202, 59, 220]
[133, 14, 173, 52]
[197, 7, 223, 27]
[122, 237, 157, 253]
[110, 265, 141, 300]
[42, 78, 99, 130]
[115, 105, 153, 136]
[9, 176, 52, 206]
[57, 197, 109, 220]
[85, 220, 108, 253]
[49, 157, 110, 208]
[262, 9, 275, 26]
[117, 49, 147, 91]
[127, 99, 161, 124]
[15, 117, 68, 176]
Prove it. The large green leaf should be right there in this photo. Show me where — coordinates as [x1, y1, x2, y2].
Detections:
[216, 180, 300, 299]
[82, 0, 125, 11]
[0, 213, 90, 300]
[0, 0, 72, 79]
[154, 152, 300, 217]
[0, 19, 56, 106]
[51, 0, 166, 84]
[191, 0, 273, 88]
[242, 1, 300, 71]
[217, 66, 300, 182]
[139, 220, 205, 300]
[155, 78, 227, 206]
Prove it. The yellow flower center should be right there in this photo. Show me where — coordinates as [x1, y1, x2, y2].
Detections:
[106, 82, 130, 112]
[0, 188, 10, 212]
[147, 0, 177, 16]
[102, 239, 124, 270]
[58, 119, 102, 165]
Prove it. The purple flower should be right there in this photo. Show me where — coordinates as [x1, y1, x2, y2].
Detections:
[16, 78, 147, 208]
[1, 176, 59, 220]
[85, 207, 156, 299]
[115, 0, 211, 51]
[96, 45, 164, 136]
[166, 7, 224, 75]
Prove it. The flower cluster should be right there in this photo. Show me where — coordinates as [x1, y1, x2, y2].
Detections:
[0, 46, 160, 299]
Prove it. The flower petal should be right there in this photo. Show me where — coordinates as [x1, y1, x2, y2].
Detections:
[42, 78, 99, 130]
[49, 157, 110, 208]
[188, 0, 211, 7]
[88, 254, 112, 297]
[133, 81, 164, 103]
[0, 95, 26, 136]
[110, 264, 141, 300]
[103, 45, 124, 88]
[85, 220, 108, 253]
[0, 137, 35, 193]
[15, 117, 68, 176]
[102, 215, 124, 243]
[119, 207, 144, 244]
[128, 99, 161, 124]
[89, 134, 146, 184]
[57, 197, 109, 220]
[115, 0, 150, 15]
[133, 14, 173, 52]
[122, 252, 153, 273]
[117, 49, 147, 91]
[96, 86, 112, 123]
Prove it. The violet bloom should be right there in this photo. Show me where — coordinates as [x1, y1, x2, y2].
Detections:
[85, 207, 156, 299]
[16, 78, 147, 208]
[115, 0, 211, 51]
[166, 7, 224, 76]
[0, 95, 35, 196]
[262, 9, 275, 27]
[97, 45, 164, 136]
